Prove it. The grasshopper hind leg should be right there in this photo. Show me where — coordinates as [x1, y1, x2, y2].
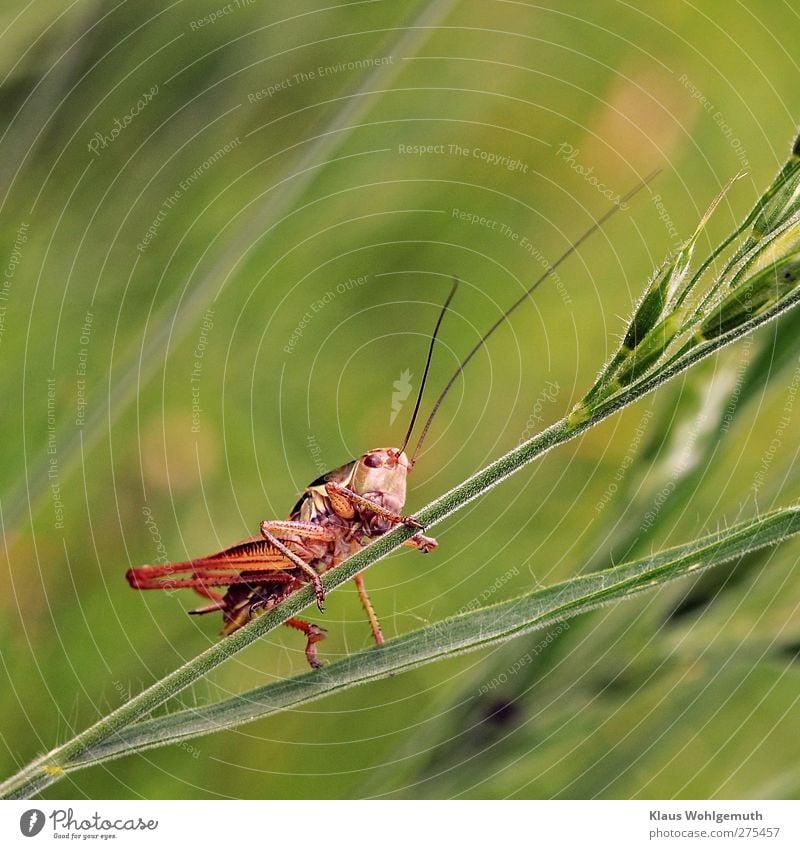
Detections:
[284, 617, 328, 668]
[188, 584, 225, 612]
[226, 585, 328, 669]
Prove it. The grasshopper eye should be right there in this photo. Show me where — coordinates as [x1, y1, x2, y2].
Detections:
[364, 453, 382, 468]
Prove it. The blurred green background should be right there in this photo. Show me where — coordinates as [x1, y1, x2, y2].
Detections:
[1, 0, 799, 799]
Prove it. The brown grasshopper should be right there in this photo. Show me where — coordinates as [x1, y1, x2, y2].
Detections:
[127, 283, 456, 667]
[127, 181, 651, 667]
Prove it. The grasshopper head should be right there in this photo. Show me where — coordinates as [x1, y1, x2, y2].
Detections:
[351, 447, 412, 514]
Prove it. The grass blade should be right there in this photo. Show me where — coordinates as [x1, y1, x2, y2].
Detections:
[39, 506, 800, 776]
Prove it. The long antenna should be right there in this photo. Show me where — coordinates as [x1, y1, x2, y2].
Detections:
[411, 171, 660, 463]
[398, 276, 460, 458]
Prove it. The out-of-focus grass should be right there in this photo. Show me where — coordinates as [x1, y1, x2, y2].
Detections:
[0, 0, 799, 799]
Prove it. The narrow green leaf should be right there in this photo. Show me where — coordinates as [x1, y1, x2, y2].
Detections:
[66, 506, 800, 770]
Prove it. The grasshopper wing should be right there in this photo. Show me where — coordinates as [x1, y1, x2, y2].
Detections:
[126, 537, 296, 590]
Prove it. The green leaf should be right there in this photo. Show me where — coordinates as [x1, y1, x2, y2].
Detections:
[61, 506, 800, 772]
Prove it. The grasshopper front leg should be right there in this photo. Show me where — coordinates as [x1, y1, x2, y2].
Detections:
[324, 481, 437, 645]
[353, 573, 384, 645]
[325, 481, 431, 532]
[325, 481, 438, 551]
[403, 533, 438, 554]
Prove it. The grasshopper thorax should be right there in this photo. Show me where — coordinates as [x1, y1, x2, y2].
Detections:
[351, 447, 412, 514]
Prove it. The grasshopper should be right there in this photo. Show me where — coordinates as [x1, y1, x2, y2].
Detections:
[126, 283, 456, 668]
[127, 180, 652, 667]
[126, 450, 437, 668]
